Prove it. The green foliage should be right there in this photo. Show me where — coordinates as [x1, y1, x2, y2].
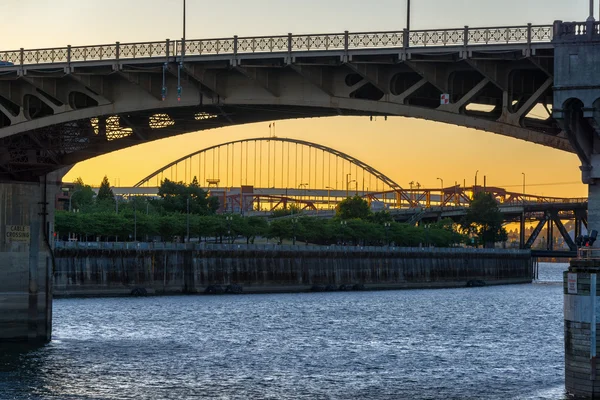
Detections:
[70, 177, 95, 211]
[336, 195, 371, 220]
[157, 178, 217, 215]
[271, 204, 302, 218]
[461, 192, 508, 248]
[96, 176, 115, 202]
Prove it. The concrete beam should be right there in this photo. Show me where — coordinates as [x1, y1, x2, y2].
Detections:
[234, 66, 280, 97]
[466, 59, 510, 91]
[289, 65, 335, 96]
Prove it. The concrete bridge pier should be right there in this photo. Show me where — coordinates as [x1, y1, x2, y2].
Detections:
[553, 20, 600, 238]
[0, 172, 62, 343]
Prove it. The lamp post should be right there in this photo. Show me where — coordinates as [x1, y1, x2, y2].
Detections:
[384, 222, 391, 247]
[133, 198, 137, 242]
[65, 187, 82, 212]
[346, 174, 355, 198]
[292, 217, 297, 245]
[521, 172, 526, 205]
[340, 220, 347, 245]
[406, 0, 411, 31]
[475, 170, 479, 188]
[183, 0, 187, 42]
[226, 215, 233, 244]
[325, 186, 333, 209]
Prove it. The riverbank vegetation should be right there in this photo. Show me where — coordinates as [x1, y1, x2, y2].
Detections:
[55, 178, 470, 247]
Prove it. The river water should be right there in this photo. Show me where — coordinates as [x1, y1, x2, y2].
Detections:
[1, 263, 568, 399]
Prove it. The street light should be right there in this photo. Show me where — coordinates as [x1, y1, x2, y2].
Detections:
[133, 198, 137, 242]
[292, 217, 298, 245]
[186, 196, 190, 243]
[325, 186, 334, 209]
[406, 0, 411, 31]
[475, 170, 479, 188]
[384, 222, 391, 246]
[346, 174, 355, 198]
[521, 172, 526, 205]
[63, 187, 82, 212]
[437, 178, 444, 208]
[226, 215, 233, 244]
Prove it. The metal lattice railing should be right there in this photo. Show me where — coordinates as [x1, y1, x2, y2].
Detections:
[0, 23, 558, 67]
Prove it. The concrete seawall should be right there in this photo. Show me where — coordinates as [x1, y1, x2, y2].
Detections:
[53, 244, 533, 297]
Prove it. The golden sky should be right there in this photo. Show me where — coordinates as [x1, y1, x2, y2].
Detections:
[64, 116, 586, 198]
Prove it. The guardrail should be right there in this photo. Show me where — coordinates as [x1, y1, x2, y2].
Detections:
[0, 24, 553, 67]
[54, 240, 529, 254]
[577, 247, 600, 259]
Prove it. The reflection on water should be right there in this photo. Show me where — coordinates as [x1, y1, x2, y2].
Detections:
[0, 263, 568, 400]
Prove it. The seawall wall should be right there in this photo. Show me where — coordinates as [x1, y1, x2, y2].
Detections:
[53, 244, 533, 296]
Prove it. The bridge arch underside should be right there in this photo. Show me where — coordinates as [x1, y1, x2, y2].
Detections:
[0, 47, 571, 181]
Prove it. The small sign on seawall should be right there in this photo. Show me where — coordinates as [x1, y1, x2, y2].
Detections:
[6, 225, 30, 243]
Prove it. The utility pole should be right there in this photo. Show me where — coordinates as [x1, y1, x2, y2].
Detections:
[133, 199, 137, 242]
[186, 196, 190, 243]
[406, 0, 411, 31]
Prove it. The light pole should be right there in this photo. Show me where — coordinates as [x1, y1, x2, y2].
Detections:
[384, 222, 391, 246]
[292, 217, 297, 245]
[437, 177, 444, 208]
[65, 187, 82, 212]
[521, 172, 526, 205]
[183, 0, 187, 42]
[474, 170, 479, 188]
[406, 0, 411, 31]
[589, 0, 595, 21]
[326, 186, 333, 209]
[133, 198, 137, 242]
[186, 196, 190, 243]
[226, 215, 233, 244]
[346, 174, 355, 198]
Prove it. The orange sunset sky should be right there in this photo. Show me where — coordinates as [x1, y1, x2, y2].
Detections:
[1, 0, 593, 197]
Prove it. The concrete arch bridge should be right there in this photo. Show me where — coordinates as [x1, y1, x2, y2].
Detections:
[3, 19, 600, 344]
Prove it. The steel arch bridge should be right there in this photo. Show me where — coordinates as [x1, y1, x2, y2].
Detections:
[0, 22, 576, 181]
[134, 137, 411, 210]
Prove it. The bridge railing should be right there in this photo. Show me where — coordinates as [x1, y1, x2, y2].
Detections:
[0, 24, 553, 67]
[577, 247, 600, 259]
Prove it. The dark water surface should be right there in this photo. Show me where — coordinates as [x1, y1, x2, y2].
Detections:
[1, 263, 567, 399]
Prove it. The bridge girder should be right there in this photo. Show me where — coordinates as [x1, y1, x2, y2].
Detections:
[0, 34, 569, 180]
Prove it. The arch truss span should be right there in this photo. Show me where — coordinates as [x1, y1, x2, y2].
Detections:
[134, 136, 412, 206]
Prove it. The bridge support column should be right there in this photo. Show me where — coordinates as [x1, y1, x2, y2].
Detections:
[0, 173, 62, 343]
[564, 261, 600, 398]
[553, 20, 600, 241]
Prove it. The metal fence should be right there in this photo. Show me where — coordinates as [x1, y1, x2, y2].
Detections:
[0, 24, 555, 67]
[54, 240, 530, 255]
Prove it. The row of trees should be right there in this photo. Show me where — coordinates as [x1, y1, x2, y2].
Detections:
[56, 177, 506, 247]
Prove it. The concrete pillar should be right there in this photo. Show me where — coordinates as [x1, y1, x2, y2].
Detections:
[590, 185, 600, 238]
[0, 173, 61, 343]
[553, 21, 600, 243]
[564, 260, 600, 398]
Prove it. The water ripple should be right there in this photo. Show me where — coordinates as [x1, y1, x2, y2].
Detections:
[0, 263, 569, 399]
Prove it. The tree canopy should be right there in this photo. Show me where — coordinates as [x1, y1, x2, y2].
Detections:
[336, 195, 371, 220]
[96, 176, 115, 202]
[460, 192, 508, 248]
